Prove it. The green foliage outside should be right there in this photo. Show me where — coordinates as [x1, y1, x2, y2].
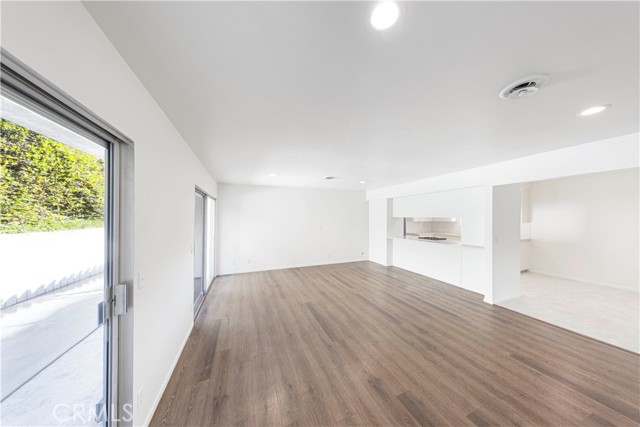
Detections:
[0, 118, 105, 233]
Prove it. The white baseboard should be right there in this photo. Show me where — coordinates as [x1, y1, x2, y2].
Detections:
[527, 270, 639, 293]
[218, 257, 368, 276]
[491, 293, 523, 304]
[142, 321, 194, 427]
[368, 258, 391, 267]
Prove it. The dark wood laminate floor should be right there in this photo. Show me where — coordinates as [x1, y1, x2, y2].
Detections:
[150, 262, 640, 427]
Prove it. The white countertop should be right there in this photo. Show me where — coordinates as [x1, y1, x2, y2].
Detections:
[388, 235, 462, 246]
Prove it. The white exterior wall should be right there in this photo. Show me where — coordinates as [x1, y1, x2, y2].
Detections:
[0, 228, 104, 307]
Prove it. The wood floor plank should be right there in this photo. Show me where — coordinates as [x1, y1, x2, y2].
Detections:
[510, 353, 640, 423]
[583, 413, 616, 427]
[150, 262, 640, 427]
[305, 302, 339, 341]
[195, 319, 221, 382]
[397, 390, 442, 427]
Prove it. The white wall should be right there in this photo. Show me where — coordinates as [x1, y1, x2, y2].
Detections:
[529, 168, 640, 291]
[1, 3, 218, 425]
[520, 241, 531, 271]
[368, 133, 639, 200]
[218, 184, 368, 274]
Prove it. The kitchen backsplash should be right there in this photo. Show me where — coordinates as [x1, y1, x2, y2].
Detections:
[406, 218, 461, 236]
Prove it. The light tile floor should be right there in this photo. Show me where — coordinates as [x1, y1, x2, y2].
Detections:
[499, 272, 639, 353]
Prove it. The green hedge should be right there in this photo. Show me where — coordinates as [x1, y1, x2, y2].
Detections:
[0, 118, 105, 233]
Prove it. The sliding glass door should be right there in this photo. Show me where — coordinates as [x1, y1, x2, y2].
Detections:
[194, 191, 205, 309]
[193, 190, 216, 313]
[1, 48, 134, 426]
[205, 197, 216, 289]
[0, 109, 108, 426]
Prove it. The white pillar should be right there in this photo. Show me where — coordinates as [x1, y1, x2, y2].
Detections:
[490, 183, 522, 303]
[368, 199, 390, 266]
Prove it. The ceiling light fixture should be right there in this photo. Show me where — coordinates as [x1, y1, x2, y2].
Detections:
[578, 104, 611, 117]
[370, 2, 400, 31]
[269, 173, 277, 177]
[359, 181, 366, 184]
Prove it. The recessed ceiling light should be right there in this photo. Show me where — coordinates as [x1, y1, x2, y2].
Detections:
[269, 173, 277, 177]
[578, 104, 611, 117]
[359, 181, 366, 184]
[370, 2, 400, 31]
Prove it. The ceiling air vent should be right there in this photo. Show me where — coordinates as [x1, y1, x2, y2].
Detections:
[498, 74, 549, 100]
[323, 176, 338, 180]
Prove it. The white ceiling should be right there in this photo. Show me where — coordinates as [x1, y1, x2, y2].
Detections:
[84, 1, 639, 191]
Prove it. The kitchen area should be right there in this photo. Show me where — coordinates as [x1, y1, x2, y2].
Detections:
[380, 186, 489, 295]
[400, 217, 462, 243]
[388, 216, 465, 287]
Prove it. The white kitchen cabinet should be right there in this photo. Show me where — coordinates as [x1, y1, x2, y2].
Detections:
[461, 245, 485, 294]
[392, 238, 462, 286]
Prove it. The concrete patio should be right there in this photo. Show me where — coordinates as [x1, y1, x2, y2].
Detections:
[0, 275, 104, 426]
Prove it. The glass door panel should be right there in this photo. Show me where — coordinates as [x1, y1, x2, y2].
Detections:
[194, 191, 205, 309]
[0, 107, 108, 426]
[205, 197, 216, 289]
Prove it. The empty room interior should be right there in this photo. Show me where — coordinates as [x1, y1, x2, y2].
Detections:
[0, 1, 638, 427]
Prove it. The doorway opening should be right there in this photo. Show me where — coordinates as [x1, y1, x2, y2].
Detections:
[498, 171, 640, 353]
